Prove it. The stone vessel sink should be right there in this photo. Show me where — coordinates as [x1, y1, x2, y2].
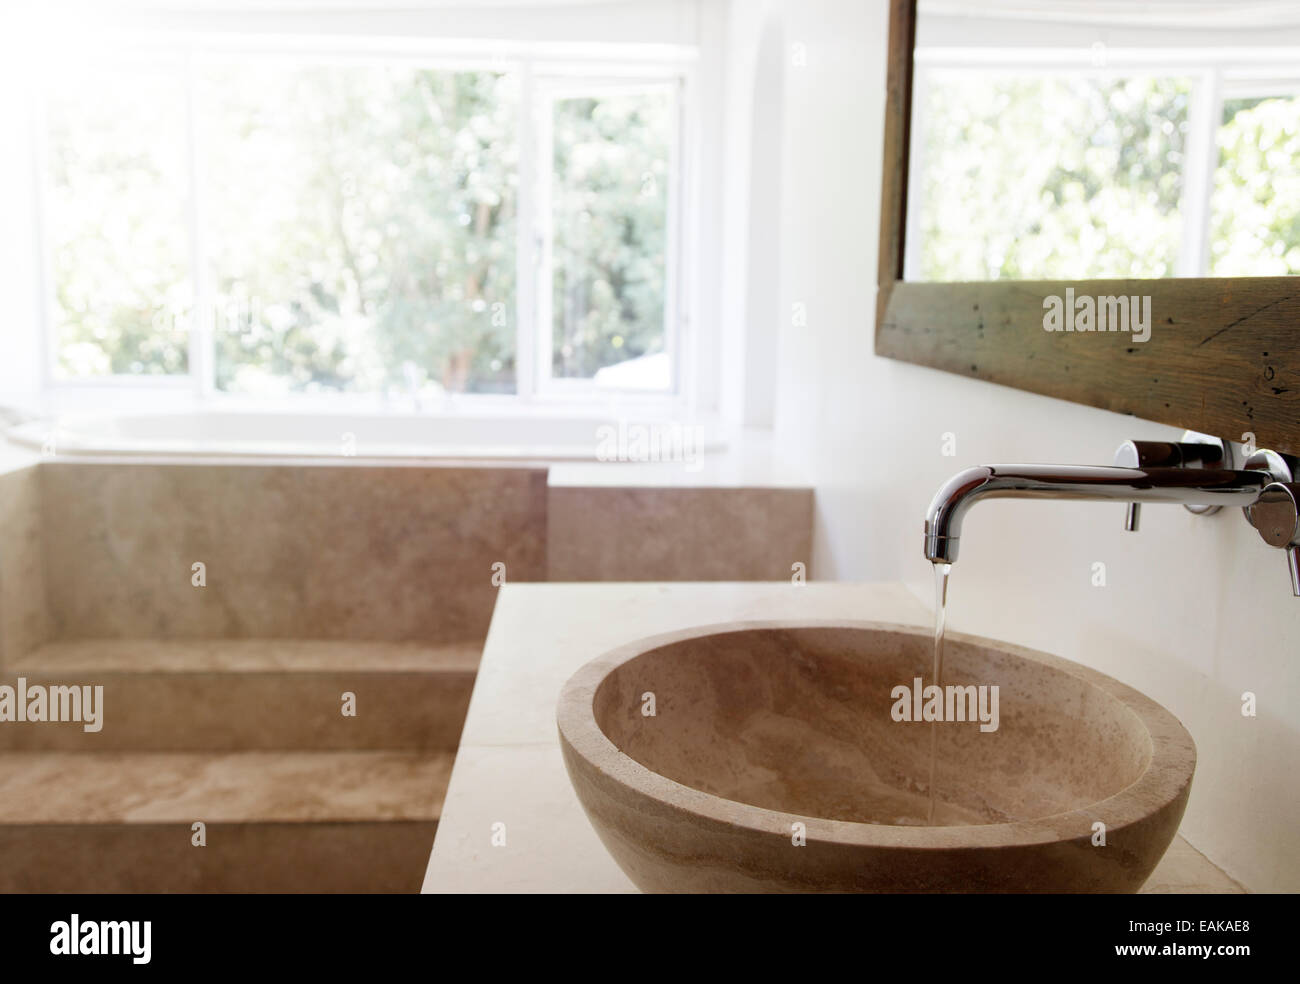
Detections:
[557, 621, 1195, 893]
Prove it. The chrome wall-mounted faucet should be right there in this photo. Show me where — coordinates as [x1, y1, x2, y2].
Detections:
[923, 432, 1300, 596]
[1243, 450, 1300, 596]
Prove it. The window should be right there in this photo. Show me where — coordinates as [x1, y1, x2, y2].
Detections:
[45, 58, 192, 378]
[907, 51, 1300, 281]
[200, 61, 520, 397]
[543, 85, 675, 391]
[37, 43, 685, 401]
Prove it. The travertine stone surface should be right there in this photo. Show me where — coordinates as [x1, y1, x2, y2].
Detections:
[0, 639, 478, 751]
[0, 457, 818, 892]
[0, 750, 451, 893]
[39, 462, 548, 642]
[547, 486, 814, 581]
[0, 750, 451, 823]
[558, 621, 1197, 893]
[16, 637, 481, 673]
[0, 466, 47, 668]
[0, 821, 437, 894]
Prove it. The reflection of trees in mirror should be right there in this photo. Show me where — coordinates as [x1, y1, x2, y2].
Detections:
[1212, 95, 1300, 276]
[915, 74, 1190, 281]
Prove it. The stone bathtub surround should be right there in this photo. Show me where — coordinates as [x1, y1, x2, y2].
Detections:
[558, 622, 1195, 893]
[0, 639, 479, 752]
[2, 461, 815, 652]
[0, 750, 451, 893]
[548, 486, 814, 581]
[0, 459, 815, 751]
[39, 462, 549, 643]
[0, 457, 814, 891]
[0, 465, 47, 668]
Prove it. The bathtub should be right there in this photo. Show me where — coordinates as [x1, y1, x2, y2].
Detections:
[6, 409, 724, 462]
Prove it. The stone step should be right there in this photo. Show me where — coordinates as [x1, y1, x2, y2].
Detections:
[0, 749, 454, 892]
[0, 638, 479, 751]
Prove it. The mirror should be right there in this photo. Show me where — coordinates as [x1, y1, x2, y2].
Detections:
[907, 0, 1300, 283]
[876, 0, 1300, 454]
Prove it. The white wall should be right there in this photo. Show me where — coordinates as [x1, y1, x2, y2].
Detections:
[717, 0, 782, 428]
[743, 0, 1300, 892]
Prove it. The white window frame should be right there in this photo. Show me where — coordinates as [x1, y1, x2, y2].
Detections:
[31, 34, 697, 414]
[906, 45, 1300, 281]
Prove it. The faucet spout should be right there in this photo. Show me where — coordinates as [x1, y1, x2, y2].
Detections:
[923, 463, 1269, 564]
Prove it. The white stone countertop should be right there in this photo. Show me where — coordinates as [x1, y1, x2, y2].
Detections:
[421, 581, 1244, 894]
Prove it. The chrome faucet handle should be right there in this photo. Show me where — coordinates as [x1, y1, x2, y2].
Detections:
[1113, 431, 1233, 531]
[1246, 482, 1300, 597]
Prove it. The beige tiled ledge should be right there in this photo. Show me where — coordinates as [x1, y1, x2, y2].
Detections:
[0, 750, 453, 823]
[0, 639, 478, 753]
[12, 638, 482, 674]
[0, 749, 451, 893]
[424, 581, 1245, 894]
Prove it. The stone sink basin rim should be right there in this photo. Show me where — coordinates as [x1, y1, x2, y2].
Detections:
[556, 619, 1197, 892]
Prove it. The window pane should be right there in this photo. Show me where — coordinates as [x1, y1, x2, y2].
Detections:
[200, 62, 519, 395]
[550, 90, 670, 386]
[1210, 94, 1300, 276]
[911, 74, 1190, 281]
[46, 62, 191, 377]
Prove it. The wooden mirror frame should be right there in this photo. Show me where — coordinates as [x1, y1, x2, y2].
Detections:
[875, 0, 1300, 454]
